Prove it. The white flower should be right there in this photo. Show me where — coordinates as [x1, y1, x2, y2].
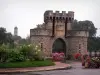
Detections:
[38, 49, 41, 52]
[28, 45, 31, 47]
[36, 45, 38, 48]
[35, 47, 37, 50]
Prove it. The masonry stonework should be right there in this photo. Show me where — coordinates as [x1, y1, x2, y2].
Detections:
[30, 10, 89, 57]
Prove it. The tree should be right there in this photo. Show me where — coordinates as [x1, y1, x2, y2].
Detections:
[0, 27, 14, 45]
[72, 20, 97, 37]
[88, 37, 100, 51]
[18, 35, 30, 45]
[26, 35, 30, 44]
[19, 38, 27, 45]
[6, 32, 14, 44]
[0, 27, 7, 44]
[81, 20, 97, 37]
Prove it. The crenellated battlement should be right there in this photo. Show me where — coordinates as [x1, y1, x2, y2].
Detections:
[30, 10, 88, 57]
[44, 10, 74, 23]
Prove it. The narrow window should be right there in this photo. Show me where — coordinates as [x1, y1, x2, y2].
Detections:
[79, 44, 81, 49]
[50, 17, 52, 20]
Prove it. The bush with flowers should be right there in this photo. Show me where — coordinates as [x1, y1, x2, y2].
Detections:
[89, 57, 100, 68]
[74, 53, 81, 60]
[0, 44, 55, 68]
[20, 44, 44, 61]
[0, 44, 45, 63]
[81, 54, 100, 68]
[52, 52, 65, 61]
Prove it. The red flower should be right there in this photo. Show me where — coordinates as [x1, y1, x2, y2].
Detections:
[74, 53, 81, 59]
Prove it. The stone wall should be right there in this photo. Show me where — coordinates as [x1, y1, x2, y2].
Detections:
[30, 29, 52, 36]
[67, 36, 87, 55]
[30, 35, 53, 57]
[30, 35, 88, 57]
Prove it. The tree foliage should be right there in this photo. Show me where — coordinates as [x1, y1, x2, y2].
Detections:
[0, 27, 14, 45]
[82, 20, 96, 37]
[72, 20, 97, 37]
[0, 27, 6, 44]
[88, 37, 100, 51]
[19, 35, 30, 45]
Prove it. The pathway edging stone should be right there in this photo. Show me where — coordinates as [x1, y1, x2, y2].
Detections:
[0, 62, 71, 73]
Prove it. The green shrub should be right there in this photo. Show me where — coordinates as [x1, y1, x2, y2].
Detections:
[19, 44, 35, 61]
[31, 44, 44, 61]
[20, 44, 44, 61]
[0, 44, 45, 63]
[0, 45, 9, 62]
[8, 49, 25, 62]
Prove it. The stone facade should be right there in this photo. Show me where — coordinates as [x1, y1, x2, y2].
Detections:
[30, 10, 89, 57]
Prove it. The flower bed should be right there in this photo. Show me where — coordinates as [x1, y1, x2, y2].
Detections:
[82, 55, 100, 68]
[89, 57, 100, 68]
[52, 52, 65, 61]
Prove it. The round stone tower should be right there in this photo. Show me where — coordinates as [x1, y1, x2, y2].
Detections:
[14, 26, 18, 36]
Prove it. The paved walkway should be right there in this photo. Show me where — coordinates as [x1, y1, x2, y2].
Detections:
[29, 62, 100, 75]
[1, 62, 100, 75]
[0, 62, 71, 74]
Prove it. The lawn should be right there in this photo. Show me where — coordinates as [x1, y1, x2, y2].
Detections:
[0, 60, 55, 68]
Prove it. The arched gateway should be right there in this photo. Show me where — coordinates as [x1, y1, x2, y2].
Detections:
[52, 38, 66, 56]
[30, 10, 88, 57]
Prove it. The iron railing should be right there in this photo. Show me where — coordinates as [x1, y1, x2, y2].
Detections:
[88, 51, 100, 57]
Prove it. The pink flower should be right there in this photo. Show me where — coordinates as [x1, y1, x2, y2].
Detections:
[52, 52, 65, 61]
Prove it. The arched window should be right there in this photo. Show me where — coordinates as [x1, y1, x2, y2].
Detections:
[50, 17, 52, 20]
[72, 18, 74, 20]
[69, 17, 71, 22]
[56, 17, 58, 20]
[60, 17, 62, 19]
[63, 17, 65, 20]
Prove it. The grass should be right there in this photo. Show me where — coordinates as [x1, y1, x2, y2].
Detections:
[0, 60, 55, 68]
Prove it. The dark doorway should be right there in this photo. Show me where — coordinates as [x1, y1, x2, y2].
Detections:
[52, 38, 66, 55]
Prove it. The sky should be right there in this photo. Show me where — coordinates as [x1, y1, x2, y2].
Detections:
[0, 0, 100, 38]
